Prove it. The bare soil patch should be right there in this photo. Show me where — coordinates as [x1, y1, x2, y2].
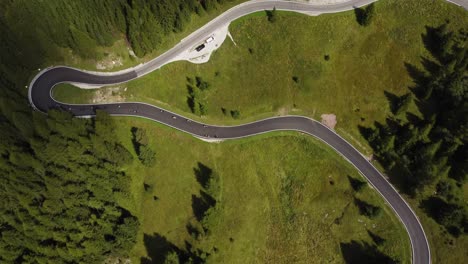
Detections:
[321, 114, 337, 129]
[92, 87, 125, 103]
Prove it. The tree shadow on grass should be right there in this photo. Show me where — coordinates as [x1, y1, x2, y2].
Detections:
[186, 223, 202, 239]
[347, 175, 367, 192]
[404, 62, 430, 98]
[354, 7, 366, 26]
[130, 126, 140, 154]
[187, 85, 196, 113]
[194, 162, 213, 189]
[358, 125, 374, 141]
[385, 164, 413, 195]
[354, 198, 382, 218]
[141, 233, 208, 264]
[384, 91, 400, 114]
[421, 24, 452, 64]
[192, 190, 216, 222]
[367, 230, 386, 246]
[340, 240, 396, 264]
[141, 233, 181, 264]
[420, 196, 465, 237]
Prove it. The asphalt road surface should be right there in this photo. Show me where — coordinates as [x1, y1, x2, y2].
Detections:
[29, 0, 467, 263]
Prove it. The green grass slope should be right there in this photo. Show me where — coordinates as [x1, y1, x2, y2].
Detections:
[54, 0, 467, 155]
[113, 118, 410, 263]
[50, 0, 468, 262]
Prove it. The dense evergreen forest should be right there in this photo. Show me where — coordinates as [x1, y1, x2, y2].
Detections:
[0, 110, 138, 263]
[0, 0, 233, 263]
[363, 24, 467, 237]
[1, 0, 234, 60]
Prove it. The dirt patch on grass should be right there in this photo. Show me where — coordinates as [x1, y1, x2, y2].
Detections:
[92, 87, 125, 103]
[321, 114, 337, 130]
[277, 107, 289, 116]
[96, 53, 123, 70]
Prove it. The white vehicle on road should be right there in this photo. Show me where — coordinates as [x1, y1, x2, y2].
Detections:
[205, 36, 214, 43]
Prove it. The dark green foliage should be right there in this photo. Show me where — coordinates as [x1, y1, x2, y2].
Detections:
[340, 240, 396, 264]
[140, 233, 205, 264]
[0, 0, 239, 262]
[422, 23, 455, 63]
[164, 251, 180, 264]
[0, 0, 229, 59]
[363, 25, 467, 193]
[68, 26, 98, 59]
[139, 145, 157, 166]
[394, 93, 413, 116]
[192, 191, 217, 223]
[126, 3, 163, 57]
[187, 76, 210, 116]
[192, 162, 220, 240]
[355, 199, 382, 218]
[0, 109, 138, 263]
[436, 179, 462, 203]
[144, 183, 154, 193]
[2, 0, 123, 61]
[131, 127, 156, 167]
[196, 76, 210, 91]
[422, 197, 468, 237]
[355, 3, 375, 27]
[230, 110, 241, 119]
[199, 103, 208, 115]
[202, 0, 218, 12]
[194, 162, 219, 199]
[348, 176, 367, 192]
[187, 85, 198, 114]
[266, 7, 277, 23]
[367, 230, 386, 246]
[362, 24, 468, 237]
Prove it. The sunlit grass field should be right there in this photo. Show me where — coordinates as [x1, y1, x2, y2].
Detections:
[54, 0, 467, 155]
[52, 0, 468, 262]
[112, 117, 410, 263]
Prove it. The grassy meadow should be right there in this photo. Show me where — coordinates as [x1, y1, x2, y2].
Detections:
[54, 0, 467, 155]
[51, 0, 468, 262]
[111, 117, 410, 263]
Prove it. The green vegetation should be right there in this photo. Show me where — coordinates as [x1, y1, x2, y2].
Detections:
[266, 7, 278, 23]
[355, 3, 376, 27]
[1, 0, 247, 74]
[53, 0, 467, 156]
[0, 1, 247, 262]
[187, 76, 210, 116]
[230, 109, 241, 119]
[131, 127, 156, 167]
[122, 121, 410, 263]
[348, 176, 368, 192]
[0, 110, 138, 263]
[1, 0, 466, 263]
[1, 0, 239, 60]
[51, 0, 468, 261]
[355, 199, 383, 219]
[364, 24, 467, 237]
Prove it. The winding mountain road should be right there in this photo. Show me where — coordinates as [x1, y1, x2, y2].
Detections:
[28, 0, 467, 263]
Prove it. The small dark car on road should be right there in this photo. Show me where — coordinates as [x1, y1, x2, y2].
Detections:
[195, 44, 205, 52]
